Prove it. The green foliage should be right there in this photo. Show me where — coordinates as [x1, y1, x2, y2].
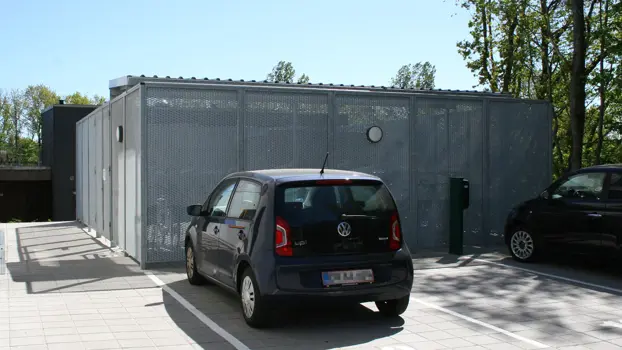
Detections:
[0, 85, 104, 165]
[391, 62, 436, 89]
[24, 85, 59, 145]
[65, 92, 106, 105]
[267, 61, 311, 84]
[457, 0, 622, 178]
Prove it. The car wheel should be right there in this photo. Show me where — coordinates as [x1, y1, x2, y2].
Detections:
[185, 243, 206, 285]
[508, 228, 538, 262]
[375, 296, 409, 317]
[240, 267, 271, 328]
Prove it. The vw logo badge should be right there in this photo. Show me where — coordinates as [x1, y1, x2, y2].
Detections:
[337, 222, 352, 237]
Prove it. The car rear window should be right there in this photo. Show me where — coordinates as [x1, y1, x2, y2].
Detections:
[277, 180, 397, 218]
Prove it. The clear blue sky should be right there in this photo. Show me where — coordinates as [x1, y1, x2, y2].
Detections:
[1, 0, 479, 99]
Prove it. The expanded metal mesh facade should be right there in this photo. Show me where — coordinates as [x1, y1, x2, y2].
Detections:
[76, 81, 552, 267]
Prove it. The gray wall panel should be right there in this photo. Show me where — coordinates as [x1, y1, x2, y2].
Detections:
[88, 115, 97, 227]
[82, 120, 90, 226]
[144, 87, 239, 263]
[76, 122, 82, 222]
[244, 92, 329, 170]
[96, 109, 104, 234]
[125, 90, 141, 260]
[102, 106, 111, 239]
[111, 99, 125, 248]
[487, 101, 552, 243]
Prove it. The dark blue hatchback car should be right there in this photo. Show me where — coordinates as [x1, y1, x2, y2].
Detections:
[184, 169, 414, 327]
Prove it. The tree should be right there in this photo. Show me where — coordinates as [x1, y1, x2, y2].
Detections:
[455, 0, 622, 177]
[65, 92, 106, 105]
[6, 89, 26, 164]
[266, 61, 311, 84]
[297, 74, 310, 84]
[24, 85, 59, 148]
[391, 62, 436, 89]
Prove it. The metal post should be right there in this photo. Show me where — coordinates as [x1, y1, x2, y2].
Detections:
[449, 177, 469, 255]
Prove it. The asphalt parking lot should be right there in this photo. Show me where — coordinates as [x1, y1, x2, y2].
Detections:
[3, 222, 622, 350]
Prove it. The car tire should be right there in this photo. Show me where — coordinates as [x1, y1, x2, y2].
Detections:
[240, 267, 271, 328]
[185, 242, 206, 285]
[508, 227, 538, 262]
[375, 296, 409, 317]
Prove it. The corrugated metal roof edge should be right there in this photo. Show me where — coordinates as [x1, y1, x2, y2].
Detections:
[109, 74, 513, 98]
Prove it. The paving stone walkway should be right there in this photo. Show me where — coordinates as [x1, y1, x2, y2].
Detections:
[3, 222, 622, 349]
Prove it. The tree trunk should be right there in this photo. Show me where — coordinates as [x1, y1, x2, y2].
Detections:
[595, 0, 609, 165]
[569, 0, 587, 171]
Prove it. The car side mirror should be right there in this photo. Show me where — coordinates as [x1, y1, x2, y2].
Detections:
[186, 204, 202, 216]
[540, 190, 550, 200]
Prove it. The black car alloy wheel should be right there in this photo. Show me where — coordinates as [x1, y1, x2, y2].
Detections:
[509, 228, 537, 262]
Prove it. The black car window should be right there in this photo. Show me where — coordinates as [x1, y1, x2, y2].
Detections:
[608, 173, 622, 200]
[552, 172, 606, 200]
[205, 180, 237, 217]
[227, 180, 262, 220]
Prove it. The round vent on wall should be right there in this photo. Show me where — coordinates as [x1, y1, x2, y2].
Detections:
[366, 126, 383, 143]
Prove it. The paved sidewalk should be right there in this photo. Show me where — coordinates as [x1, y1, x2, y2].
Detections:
[0, 222, 231, 350]
[5, 222, 622, 349]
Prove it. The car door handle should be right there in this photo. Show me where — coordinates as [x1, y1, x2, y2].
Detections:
[213, 226, 220, 234]
[587, 213, 602, 218]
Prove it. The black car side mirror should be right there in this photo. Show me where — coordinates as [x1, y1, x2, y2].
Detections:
[186, 204, 202, 216]
[540, 190, 550, 200]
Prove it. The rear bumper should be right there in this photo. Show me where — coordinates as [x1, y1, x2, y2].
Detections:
[264, 276, 412, 304]
[260, 248, 414, 303]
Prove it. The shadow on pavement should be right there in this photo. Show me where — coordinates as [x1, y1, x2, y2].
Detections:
[155, 268, 405, 349]
[6, 222, 155, 294]
[413, 251, 622, 347]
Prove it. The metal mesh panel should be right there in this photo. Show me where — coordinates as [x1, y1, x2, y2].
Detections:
[81, 120, 90, 225]
[102, 105, 111, 239]
[334, 95, 410, 237]
[88, 115, 97, 227]
[487, 101, 551, 243]
[125, 89, 141, 260]
[76, 122, 83, 222]
[448, 101, 484, 246]
[145, 87, 239, 263]
[111, 98, 125, 247]
[244, 93, 329, 169]
[413, 99, 449, 249]
[95, 109, 104, 234]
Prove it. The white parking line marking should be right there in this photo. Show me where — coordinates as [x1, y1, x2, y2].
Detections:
[468, 258, 622, 295]
[409, 297, 549, 349]
[145, 272, 251, 350]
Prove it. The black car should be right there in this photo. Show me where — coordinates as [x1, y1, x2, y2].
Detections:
[184, 169, 414, 327]
[504, 164, 622, 262]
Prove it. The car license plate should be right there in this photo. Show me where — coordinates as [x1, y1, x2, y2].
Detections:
[321, 269, 374, 287]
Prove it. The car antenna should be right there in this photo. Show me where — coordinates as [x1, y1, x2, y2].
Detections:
[320, 152, 329, 175]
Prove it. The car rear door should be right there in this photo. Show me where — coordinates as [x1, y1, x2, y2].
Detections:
[544, 171, 608, 254]
[218, 179, 263, 288]
[601, 171, 622, 254]
[197, 178, 237, 278]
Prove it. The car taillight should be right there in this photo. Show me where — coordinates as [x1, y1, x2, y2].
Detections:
[275, 216, 292, 256]
[389, 212, 401, 250]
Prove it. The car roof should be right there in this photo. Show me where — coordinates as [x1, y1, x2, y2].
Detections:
[576, 164, 622, 172]
[226, 168, 383, 184]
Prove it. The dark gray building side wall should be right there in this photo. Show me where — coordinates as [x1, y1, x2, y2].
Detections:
[41, 109, 54, 167]
[43, 106, 97, 221]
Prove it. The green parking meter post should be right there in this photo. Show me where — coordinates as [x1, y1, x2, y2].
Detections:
[449, 177, 469, 256]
